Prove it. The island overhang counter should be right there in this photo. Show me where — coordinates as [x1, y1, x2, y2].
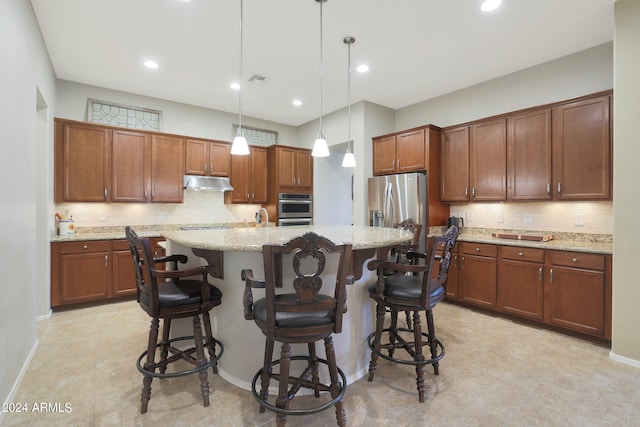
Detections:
[161, 225, 412, 390]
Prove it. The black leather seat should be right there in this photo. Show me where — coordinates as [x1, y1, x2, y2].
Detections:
[367, 225, 458, 402]
[125, 226, 224, 414]
[242, 232, 352, 427]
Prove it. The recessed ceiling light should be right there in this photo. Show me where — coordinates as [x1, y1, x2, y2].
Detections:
[480, 0, 501, 12]
[230, 82, 240, 90]
[292, 99, 303, 107]
[356, 64, 369, 73]
[144, 60, 159, 69]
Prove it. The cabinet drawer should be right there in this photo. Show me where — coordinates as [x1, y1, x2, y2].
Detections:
[112, 239, 130, 251]
[500, 246, 544, 262]
[549, 251, 605, 270]
[59, 240, 112, 254]
[462, 242, 497, 257]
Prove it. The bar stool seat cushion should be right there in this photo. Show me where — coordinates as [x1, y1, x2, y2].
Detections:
[253, 294, 334, 327]
[367, 276, 445, 309]
[140, 280, 222, 308]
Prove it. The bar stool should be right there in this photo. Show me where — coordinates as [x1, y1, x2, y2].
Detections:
[366, 225, 458, 402]
[125, 226, 224, 413]
[241, 232, 352, 426]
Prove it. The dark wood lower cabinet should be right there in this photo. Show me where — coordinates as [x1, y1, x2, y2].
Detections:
[51, 238, 166, 308]
[447, 242, 611, 340]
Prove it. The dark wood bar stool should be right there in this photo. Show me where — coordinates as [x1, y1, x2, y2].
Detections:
[241, 232, 352, 427]
[125, 226, 224, 413]
[366, 225, 458, 402]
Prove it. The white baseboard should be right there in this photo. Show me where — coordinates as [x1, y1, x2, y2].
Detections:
[36, 309, 52, 321]
[0, 339, 39, 424]
[609, 350, 640, 369]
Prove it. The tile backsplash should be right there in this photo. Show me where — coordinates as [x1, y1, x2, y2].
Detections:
[450, 201, 612, 234]
[53, 191, 261, 229]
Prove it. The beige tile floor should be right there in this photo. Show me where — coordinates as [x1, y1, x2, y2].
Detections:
[2, 300, 640, 427]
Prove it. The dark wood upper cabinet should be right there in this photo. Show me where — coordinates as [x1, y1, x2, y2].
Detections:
[185, 139, 231, 177]
[552, 94, 611, 200]
[111, 129, 150, 203]
[441, 126, 470, 202]
[150, 135, 185, 203]
[373, 127, 441, 176]
[470, 118, 507, 201]
[507, 109, 552, 201]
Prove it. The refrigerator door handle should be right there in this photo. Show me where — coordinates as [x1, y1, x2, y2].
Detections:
[383, 182, 391, 227]
[388, 184, 395, 228]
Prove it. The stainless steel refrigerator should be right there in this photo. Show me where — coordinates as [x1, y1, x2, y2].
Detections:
[368, 172, 427, 253]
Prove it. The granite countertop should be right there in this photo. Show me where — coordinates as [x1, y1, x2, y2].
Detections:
[162, 225, 413, 252]
[429, 227, 612, 254]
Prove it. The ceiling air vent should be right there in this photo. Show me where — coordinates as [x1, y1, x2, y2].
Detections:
[248, 74, 269, 84]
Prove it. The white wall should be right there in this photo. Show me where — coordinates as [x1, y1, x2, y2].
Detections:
[0, 0, 57, 411]
[612, 0, 640, 363]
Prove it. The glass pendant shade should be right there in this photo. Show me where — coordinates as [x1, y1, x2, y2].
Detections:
[312, 134, 330, 157]
[231, 133, 250, 155]
[341, 150, 356, 167]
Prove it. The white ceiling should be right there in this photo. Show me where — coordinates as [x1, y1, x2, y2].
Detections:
[31, 0, 614, 127]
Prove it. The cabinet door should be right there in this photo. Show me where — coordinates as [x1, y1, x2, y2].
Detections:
[547, 266, 606, 336]
[497, 246, 545, 321]
[470, 118, 507, 201]
[59, 243, 111, 304]
[185, 139, 208, 175]
[445, 252, 460, 300]
[460, 243, 497, 309]
[507, 109, 551, 201]
[552, 95, 611, 200]
[277, 146, 297, 190]
[441, 126, 470, 202]
[228, 154, 250, 203]
[396, 129, 426, 173]
[111, 240, 137, 297]
[250, 147, 268, 203]
[151, 135, 184, 203]
[295, 149, 313, 191]
[373, 135, 397, 175]
[56, 121, 111, 202]
[112, 129, 150, 202]
[209, 141, 232, 177]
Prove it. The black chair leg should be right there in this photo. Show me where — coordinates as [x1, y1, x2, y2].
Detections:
[259, 338, 275, 413]
[389, 309, 399, 358]
[141, 317, 159, 414]
[413, 311, 426, 403]
[202, 312, 218, 374]
[159, 318, 171, 374]
[368, 302, 386, 381]
[192, 315, 210, 407]
[426, 309, 439, 375]
[324, 337, 346, 427]
[308, 342, 321, 397]
[276, 342, 292, 427]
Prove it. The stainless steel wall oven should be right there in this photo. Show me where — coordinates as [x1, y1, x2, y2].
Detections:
[278, 193, 312, 226]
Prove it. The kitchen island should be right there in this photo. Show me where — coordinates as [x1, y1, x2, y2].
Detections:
[161, 224, 413, 390]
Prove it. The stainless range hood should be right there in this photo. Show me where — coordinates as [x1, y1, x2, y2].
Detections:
[183, 175, 234, 192]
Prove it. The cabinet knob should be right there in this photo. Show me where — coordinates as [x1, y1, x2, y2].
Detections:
[518, 252, 524, 257]
[572, 257, 578, 263]
[83, 245, 88, 249]
[475, 247, 480, 252]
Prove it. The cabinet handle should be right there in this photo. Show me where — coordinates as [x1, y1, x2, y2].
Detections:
[293, 177, 296, 185]
[518, 252, 524, 257]
[572, 257, 578, 263]
[557, 183, 562, 193]
[549, 268, 554, 283]
[204, 164, 208, 173]
[461, 256, 465, 268]
[297, 177, 300, 185]
[246, 193, 249, 200]
[252, 192, 255, 200]
[397, 159, 400, 169]
[144, 189, 148, 198]
[464, 187, 468, 197]
[392, 159, 395, 169]
[539, 267, 543, 283]
[104, 188, 107, 200]
[547, 183, 551, 195]
[105, 255, 108, 266]
[472, 187, 476, 197]
[210, 163, 213, 173]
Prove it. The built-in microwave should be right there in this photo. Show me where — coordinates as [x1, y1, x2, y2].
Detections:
[278, 193, 312, 219]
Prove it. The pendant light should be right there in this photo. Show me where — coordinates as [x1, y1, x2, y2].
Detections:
[231, 0, 250, 155]
[341, 36, 356, 168]
[311, 0, 330, 157]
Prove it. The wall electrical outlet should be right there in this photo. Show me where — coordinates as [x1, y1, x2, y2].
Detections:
[99, 212, 106, 222]
[523, 213, 533, 224]
[575, 214, 585, 226]
[466, 212, 473, 223]
[497, 213, 504, 223]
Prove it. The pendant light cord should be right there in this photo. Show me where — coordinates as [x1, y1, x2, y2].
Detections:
[347, 39, 351, 150]
[318, 0, 323, 138]
[238, 0, 244, 134]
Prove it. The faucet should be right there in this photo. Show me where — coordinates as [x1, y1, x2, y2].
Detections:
[256, 207, 269, 227]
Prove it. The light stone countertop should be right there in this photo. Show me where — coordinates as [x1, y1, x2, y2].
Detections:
[162, 225, 413, 252]
[430, 227, 612, 254]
